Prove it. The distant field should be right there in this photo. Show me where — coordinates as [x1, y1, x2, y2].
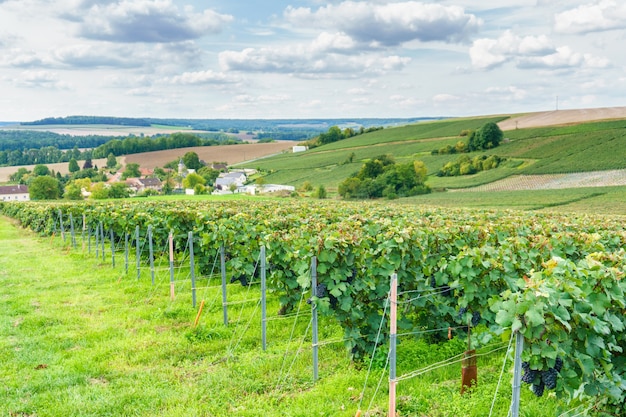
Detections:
[123, 142, 294, 169]
[0, 123, 209, 137]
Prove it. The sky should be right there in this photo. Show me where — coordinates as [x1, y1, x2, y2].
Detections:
[1, 0, 625, 121]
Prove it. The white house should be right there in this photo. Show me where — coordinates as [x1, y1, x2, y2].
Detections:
[215, 172, 247, 189]
[0, 184, 29, 201]
[292, 145, 308, 153]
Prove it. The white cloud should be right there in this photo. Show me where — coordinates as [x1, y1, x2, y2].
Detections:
[75, 0, 233, 43]
[433, 93, 461, 103]
[15, 70, 70, 89]
[219, 36, 411, 78]
[54, 44, 142, 68]
[284, 1, 480, 46]
[470, 30, 555, 70]
[554, 0, 626, 34]
[470, 30, 608, 71]
[518, 46, 610, 69]
[169, 70, 241, 85]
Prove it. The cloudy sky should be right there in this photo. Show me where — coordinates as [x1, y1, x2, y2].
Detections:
[1, 0, 625, 121]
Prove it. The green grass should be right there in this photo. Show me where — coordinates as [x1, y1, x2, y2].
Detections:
[0, 216, 573, 416]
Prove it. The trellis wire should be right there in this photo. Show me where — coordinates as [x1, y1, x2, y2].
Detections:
[357, 290, 390, 412]
[274, 290, 308, 391]
[488, 331, 515, 417]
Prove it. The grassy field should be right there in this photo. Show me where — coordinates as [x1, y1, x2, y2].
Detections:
[1, 216, 574, 417]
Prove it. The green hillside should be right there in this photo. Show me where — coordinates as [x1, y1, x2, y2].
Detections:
[241, 116, 626, 194]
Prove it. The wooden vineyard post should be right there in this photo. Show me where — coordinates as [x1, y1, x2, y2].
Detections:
[510, 332, 524, 417]
[169, 230, 175, 301]
[110, 229, 115, 267]
[135, 226, 140, 280]
[189, 231, 196, 308]
[311, 256, 318, 382]
[261, 246, 267, 351]
[148, 226, 155, 285]
[88, 225, 92, 255]
[99, 221, 105, 261]
[220, 245, 228, 326]
[389, 273, 398, 417]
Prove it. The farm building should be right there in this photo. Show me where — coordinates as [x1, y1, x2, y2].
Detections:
[125, 177, 163, 194]
[215, 172, 247, 189]
[292, 145, 308, 153]
[0, 184, 29, 201]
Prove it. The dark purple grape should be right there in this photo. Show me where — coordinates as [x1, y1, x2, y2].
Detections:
[554, 357, 563, 373]
[471, 311, 481, 326]
[542, 368, 558, 390]
[531, 381, 545, 397]
[521, 368, 538, 384]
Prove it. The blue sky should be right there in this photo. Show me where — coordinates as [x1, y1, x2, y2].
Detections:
[1, 0, 625, 120]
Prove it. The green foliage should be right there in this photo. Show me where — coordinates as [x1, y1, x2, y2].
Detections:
[196, 166, 220, 185]
[106, 152, 117, 169]
[182, 151, 202, 170]
[121, 163, 141, 179]
[313, 185, 327, 199]
[182, 173, 206, 189]
[63, 183, 83, 200]
[9, 167, 30, 183]
[339, 155, 430, 199]
[438, 155, 504, 177]
[469, 122, 504, 151]
[32, 164, 51, 176]
[68, 158, 80, 173]
[28, 176, 61, 200]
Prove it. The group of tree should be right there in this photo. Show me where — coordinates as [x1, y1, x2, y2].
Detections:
[303, 125, 384, 148]
[0, 131, 241, 168]
[338, 154, 430, 199]
[0, 130, 115, 152]
[432, 122, 504, 155]
[90, 132, 241, 159]
[437, 154, 505, 177]
[22, 115, 151, 126]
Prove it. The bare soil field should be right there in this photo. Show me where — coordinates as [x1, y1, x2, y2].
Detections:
[498, 106, 626, 130]
[123, 142, 294, 170]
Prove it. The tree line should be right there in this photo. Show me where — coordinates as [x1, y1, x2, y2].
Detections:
[0, 132, 240, 167]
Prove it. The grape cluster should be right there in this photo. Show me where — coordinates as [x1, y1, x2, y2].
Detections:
[542, 368, 558, 390]
[521, 362, 538, 384]
[521, 358, 562, 397]
[306, 283, 327, 305]
[471, 311, 481, 326]
[457, 307, 468, 318]
[230, 274, 248, 286]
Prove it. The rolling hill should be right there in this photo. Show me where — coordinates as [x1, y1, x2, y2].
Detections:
[239, 107, 626, 194]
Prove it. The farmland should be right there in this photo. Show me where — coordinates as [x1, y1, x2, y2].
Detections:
[1, 199, 626, 416]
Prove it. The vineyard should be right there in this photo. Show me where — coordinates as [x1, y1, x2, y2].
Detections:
[1, 199, 626, 416]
